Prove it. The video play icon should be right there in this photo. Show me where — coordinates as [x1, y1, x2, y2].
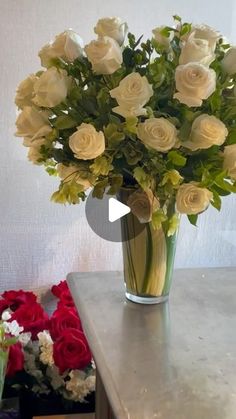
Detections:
[85, 190, 145, 242]
[108, 198, 130, 222]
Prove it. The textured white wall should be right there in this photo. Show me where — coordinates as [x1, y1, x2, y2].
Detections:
[0, 0, 236, 292]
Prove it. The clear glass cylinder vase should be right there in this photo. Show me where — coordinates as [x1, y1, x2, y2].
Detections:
[0, 350, 8, 407]
[119, 190, 179, 305]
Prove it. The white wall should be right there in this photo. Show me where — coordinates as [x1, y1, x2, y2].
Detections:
[1, 0, 236, 292]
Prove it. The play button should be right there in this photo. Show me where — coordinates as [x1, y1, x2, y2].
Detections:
[85, 189, 145, 242]
[108, 198, 130, 222]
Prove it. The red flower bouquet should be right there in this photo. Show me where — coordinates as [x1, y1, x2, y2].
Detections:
[1, 282, 95, 405]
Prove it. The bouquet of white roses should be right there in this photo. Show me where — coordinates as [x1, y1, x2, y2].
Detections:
[15, 15, 236, 230]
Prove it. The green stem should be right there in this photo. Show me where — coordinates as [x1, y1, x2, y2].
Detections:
[141, 223, 153, 294]
[0, 350, 8, 403]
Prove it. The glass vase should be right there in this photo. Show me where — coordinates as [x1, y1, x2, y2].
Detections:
[0, 350, 8, 407]
[119, 190, 179, 305]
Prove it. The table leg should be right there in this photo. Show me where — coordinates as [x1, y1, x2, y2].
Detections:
[95, 370, 115, 419]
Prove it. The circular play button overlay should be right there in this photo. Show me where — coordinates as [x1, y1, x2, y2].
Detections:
[85, 190, 145, 243]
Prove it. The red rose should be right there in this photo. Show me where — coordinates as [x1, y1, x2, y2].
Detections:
[2, 290, 37, 311]
[53, 328, 92, 373]
[6, 342, 24, 377]
[51, 281, 68, 299]
[11, 302, 49, 340]
[49, 307, 82, 340]
[0, 298, 8, 315]
[51, 281, 75, 309]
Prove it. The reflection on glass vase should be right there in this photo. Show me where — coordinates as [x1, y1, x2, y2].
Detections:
[120, 191, 179, 305]
[0, 349, 8, 407]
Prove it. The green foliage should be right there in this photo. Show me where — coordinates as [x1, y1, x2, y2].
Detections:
[133, 167, 153, 190]
[51, 181, 85, 204]
[168, 151, 187, 167]
[90, 156, 113, 176]
[152, 210, 168, 230]
[104, 123, 125, 148]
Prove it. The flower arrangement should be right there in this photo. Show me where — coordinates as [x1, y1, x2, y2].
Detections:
[15, 15, 236, 232]
[0, 282, 95, 408]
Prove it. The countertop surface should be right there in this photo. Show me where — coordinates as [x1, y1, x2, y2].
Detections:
[68, 268, 236, 419]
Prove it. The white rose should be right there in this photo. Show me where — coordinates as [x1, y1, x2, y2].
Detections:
[183, 25, 220, 50]
[27, 146, 43, 165]
[57, 163, 91, 190]
[110, 72, 153, 118]
[127, 188, 159, 223]
[223, 144, 236, 179]
[137, 117, 178, 152]
[176, 183, 213, 214]
[69, 123, 105, 160]
[179, 32, 215, 66]
[152, 26, 173, 49]
[15, 74, 38, 109]
[15, 106, 52, 140]
[174, 63, 216, 107]
[84, 37, 122, 75]
[94, 17, 128, 45]
[184, 114, 228, 151]
[23, 136, 46, 148]
[39, 30, 83, 67]
[222, 47, 236, 75]
[33, 67, 71, 108]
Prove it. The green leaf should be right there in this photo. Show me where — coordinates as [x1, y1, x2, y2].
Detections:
[211, 190, 222, 211]
[212, 185, 231, 196]
[92, 179, 109, 199]
[124, 117, 138, 134]
[123, 143, 143, 165]
[128, 32, 136, 48]
[123, 48, 135, 68]
[90, 156, 113, 176]
[46, 167, 57, 176]
[4, 337, 18, 347]
[180, 23, 192, 37]
[104, 123, 125, 148]
[152, 210, 167, 230]
[107, 174, 123, 195]
[54, 115, 77, 129]
[226, 127, 236, 145]
[167, 214, 180, 236]
[168, 151, 187, 167]
[178, 120, 192, 142]
[51, 181, 84, 205]
[133, 167, 152, 189]
[214, 171, 236, 193]
[187, 214, 198, 226]
[173, 14, 182, 22]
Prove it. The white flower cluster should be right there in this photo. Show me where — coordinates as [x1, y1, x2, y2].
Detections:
[38, 331, 54, 366]
[1, 310, 23, 337]
[20, 330, 96, 403]
[64, 370, 96, 402]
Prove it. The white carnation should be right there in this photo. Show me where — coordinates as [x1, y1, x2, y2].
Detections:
[3, 320, 23, 337]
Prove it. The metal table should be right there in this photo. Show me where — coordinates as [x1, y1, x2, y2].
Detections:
[67, 268, 236, 419]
